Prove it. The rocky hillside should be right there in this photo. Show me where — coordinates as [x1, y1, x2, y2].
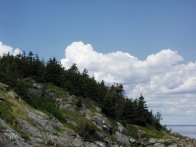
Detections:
[0, 80, 196, 147]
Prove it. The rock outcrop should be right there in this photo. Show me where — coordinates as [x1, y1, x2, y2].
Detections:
[0, 81, 195, 147]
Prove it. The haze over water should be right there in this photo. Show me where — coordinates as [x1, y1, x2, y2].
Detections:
[167, 125, 196, 139]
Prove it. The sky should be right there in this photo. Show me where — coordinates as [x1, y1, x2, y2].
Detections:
[0, 0, 196, 125]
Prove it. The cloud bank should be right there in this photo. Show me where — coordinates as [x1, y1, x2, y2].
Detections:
[61, 41, 196, 124]
[0, 42, 22, 56]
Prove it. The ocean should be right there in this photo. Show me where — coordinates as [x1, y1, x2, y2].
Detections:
[167, 125, 196, 139]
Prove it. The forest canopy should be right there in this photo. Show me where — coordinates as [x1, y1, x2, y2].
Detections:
[0, 52, 163, 129]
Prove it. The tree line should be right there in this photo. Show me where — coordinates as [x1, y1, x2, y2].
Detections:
[0, 52, 163, 129]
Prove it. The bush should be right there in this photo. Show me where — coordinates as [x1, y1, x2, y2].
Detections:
[79, 122, 98, 142]
[0, 101, 15, 124]
[76, 98, 82, 108]
[15, 81, 66, 123]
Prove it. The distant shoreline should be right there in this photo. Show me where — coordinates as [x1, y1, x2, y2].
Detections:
[166, 125, 196, 139]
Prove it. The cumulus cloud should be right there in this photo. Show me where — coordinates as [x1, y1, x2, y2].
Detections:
[61, 41, 196, 124]
[0, 42, 22, 56]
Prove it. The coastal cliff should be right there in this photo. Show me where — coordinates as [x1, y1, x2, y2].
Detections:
[0, 81, 195, 147]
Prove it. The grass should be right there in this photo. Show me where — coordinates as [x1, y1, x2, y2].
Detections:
[127, 124, 172, 139]
[0, 100, 15, 125]
[63, 109, 102, 142]
[44, 83, 68, 97]
[13, 125, 30, 141]
[0, 91, 31, 140]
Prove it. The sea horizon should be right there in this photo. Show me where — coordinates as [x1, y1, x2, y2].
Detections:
[166, 125, 196, 139]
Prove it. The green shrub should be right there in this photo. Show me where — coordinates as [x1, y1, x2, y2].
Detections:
[13, 125, 30, 141]
[0, 101, 15, 124]
[44, 83, 68, 97]
[78, 122, 98, 142]
[76, 98, 82, 108]
[15, 81, 66, 123]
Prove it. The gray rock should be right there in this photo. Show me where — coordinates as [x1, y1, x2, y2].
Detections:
[72, 137, 84, 146]
[148, 138, 157, 144]
[66, 95, 77, 103]
[95, 107, 101, 112]
[84, 142, 99, 147]
[116, 122, 127, 134]
[45, 89, 58, 99]
[0, 133, 13, 147]
[111, 145, 119, 147]
[57, 129, 84, 146]
[95, 131, 109, 143]
[60, 103, 77, 111]
[0, 118, 33, 147]
[24, 109, 63, 134]
[168, 144, 177, 147]
[0, 82, 8, 91]
[32, 83, 43, 89]
[28, 83, 44, 96]
[154, 143, 165, 147]
[17, 119, 42, 138]
[45, 118, 63, 133]
[8, 91, 19, 99]
[28, 87, 42, 95]
[158, 139, 165, 143]
[90, 114, 112, 132]
[79, 110, 86, 116]
[91, 115, 104, 126]
[129, 137, 136, 143]
[115, 131, 130, 146]
[24, 109, 48, 127]
[95, 141, 107, 147]
[66, 118, 77, 126]
[3, 129, 22, 141]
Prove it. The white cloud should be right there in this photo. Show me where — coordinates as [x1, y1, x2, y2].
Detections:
[61, 41, 196, 124]
[0, 42, 22, 56]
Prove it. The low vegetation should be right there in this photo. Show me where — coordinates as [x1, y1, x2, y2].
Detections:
[0, 52, 163, 130]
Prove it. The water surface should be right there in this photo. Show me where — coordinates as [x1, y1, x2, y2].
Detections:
[167, 125, 196, 139]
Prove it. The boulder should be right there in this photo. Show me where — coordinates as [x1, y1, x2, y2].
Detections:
[116, 122, 127, 134]
[44, 89, 58, 99]
[95, 106, 101, 112]
[28, 87, 42, 95]
[32, 83, 43, 89]
[115, 131, 130, 146]
[84, 142, 97, 147]
[0, 118, 33, 147]
[24, 109, 63, 134]
[45, 118, 63, 133]
[8, 91, 19, 99]
[168, 144, 177, 147]
[66, 118, 77, 126]
[148, 138, 157, 144]
[129, 137, 136, 144]
[90, 114, 112, 133]
[95, 131, 109, 143]
[57, 129, 84, 146]
[68, 95, 77, 102]
[95, 141, 106, 147]
[0, 133, 13, 147]
[154, 143, 165, 147]
[0, 83, 8, 91]
[72, 137, 84, 146]
[60, 103, 77, 111]
[17, 120, 42, 138]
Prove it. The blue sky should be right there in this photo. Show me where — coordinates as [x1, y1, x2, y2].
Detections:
[0, 0, 196, 61]
[0, 0, 196, 125]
